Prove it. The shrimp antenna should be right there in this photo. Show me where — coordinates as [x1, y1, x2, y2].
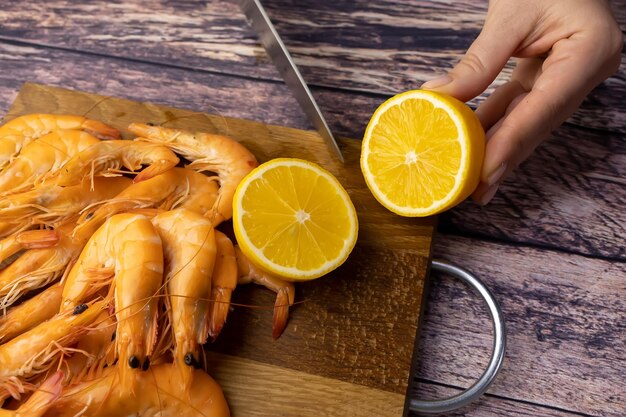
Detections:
[80, 96, 114, 119]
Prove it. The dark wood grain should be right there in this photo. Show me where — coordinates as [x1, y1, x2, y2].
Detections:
[6, 83, 435, 416]
[0, 41, 623, 263]
[416, 233, 625, 417]
[0, 0, 624, 132]
[410, 383, 590, 417]
[442, 126, 626, 261]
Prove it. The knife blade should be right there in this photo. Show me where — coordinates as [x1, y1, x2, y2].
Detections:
[238, 0, 345, 162]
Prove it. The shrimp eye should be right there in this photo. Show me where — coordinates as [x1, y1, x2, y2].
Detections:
[129, 355, 140, 369]
[85, 212, 94, 220]
[110, 331, 116, 341]
[142, 357, 150, 371]
[72, 304, 88, 315]
[184, 352, 195, 367]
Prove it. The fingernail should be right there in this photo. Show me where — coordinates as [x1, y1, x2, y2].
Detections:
[421, 75, 452, 89]
[478, 183, 499, 205]
[486, 162, 507, 186]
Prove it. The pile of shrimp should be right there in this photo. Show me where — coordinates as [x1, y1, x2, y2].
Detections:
[0, 114, 296, 417]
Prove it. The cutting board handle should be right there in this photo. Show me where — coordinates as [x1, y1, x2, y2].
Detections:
[410, 260, 506, 414]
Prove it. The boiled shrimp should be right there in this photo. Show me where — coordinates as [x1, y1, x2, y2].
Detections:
[0, 130, 101, 195]
[60, 213, 163, 393]
[0, 221, 86, 310]
[152, 209, 216, 393]
[0, 301, 104, 400]
[207, 230, 237, 341]
[62, 311, 116, 385]
[0, 283, 62, 343]
[0, 177, 131, 228]
[73, 168, 218, 237]
[235, 246, 295, 340]
[0, 229, 59, 266]
[48, 140, 179, 186]
[45, 364, 229, 417]
[129, 123, 258, 225]
[0, 371, 63, 417]
[0, 113, 119, 170]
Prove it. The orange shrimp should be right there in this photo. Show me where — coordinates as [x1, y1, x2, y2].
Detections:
[0, 371, 63, 417]
[0, 283, 62, 343]
[129, 123, 258, 225]
[0, 177, 131, 228]
[48, 140, 179, 186]
[0, 301, 104, 400]
[60, 213, 163, 393]
[0, 222, 87, 311]
[62, 311, 116, 385]
[207, 230, 237, 341]
[45, 364, 229, 417]
[0, 229, 59, 265]
[152, 209, 216, 393]
[235, 246, 295, 340]
[0, 113, 119, 169]
[73, 168, 218, 236]
[0, 130, 101, 195]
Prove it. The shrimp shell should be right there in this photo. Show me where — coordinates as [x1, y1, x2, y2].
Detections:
[208, 230, 237, 341]
[128, 123, 258, 225]
[46, 364, 229, 417]
[0, 283, 62, 343]
[0, 130, 101, 195]
[61, 213, 163, 393]
[0, 222, 84, 311]
[0, 371, 63, 417]
[0, 114, 119, 170]
[0, 301, 104, 400]
[152, 209, 216, 393]
[48, 140, 179, 186]
[73, 168, 218, 237]
[0, 177, 131, 228]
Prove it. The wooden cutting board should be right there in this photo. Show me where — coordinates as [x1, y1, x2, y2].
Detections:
[5, 83, 435, 417]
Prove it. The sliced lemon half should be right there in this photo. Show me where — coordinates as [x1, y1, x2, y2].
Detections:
[233, 158, 358, 281]
[361, 89, 485, 216]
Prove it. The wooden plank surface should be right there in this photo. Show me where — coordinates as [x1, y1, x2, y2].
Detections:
[0, 1, 624, 416]
[422, 234, 625, 417]
[0, 0, 624, 133]
[6, 82, 434, 416]
[0, 42, 622, 262]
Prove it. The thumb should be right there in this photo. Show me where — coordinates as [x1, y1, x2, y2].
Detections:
[422, 19, 520, 102]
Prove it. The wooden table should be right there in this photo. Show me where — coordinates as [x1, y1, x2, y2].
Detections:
[0, 1, 623, 416]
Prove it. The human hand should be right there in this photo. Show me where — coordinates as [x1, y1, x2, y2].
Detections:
[421, 0, 623, 204]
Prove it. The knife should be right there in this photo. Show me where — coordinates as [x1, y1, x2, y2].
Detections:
[238, 0, 345, 163]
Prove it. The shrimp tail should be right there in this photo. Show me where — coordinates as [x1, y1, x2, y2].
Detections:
[82, 120, 120, 141]
[132, 158, 179, 183]
[273, 286, 295, 340]
[208, 231, 237, 341]
[234, 246, 295, 340]
[208, 287, 233, 341]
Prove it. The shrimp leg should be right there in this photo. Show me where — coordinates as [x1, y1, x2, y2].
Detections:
[0, 301, 104, 400]
[0, 371, 63, 417]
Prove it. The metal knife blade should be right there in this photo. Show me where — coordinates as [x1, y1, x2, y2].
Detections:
[238, 0, 345, 162]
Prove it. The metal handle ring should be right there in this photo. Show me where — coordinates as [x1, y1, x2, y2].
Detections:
[409, 259, 507, 414]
